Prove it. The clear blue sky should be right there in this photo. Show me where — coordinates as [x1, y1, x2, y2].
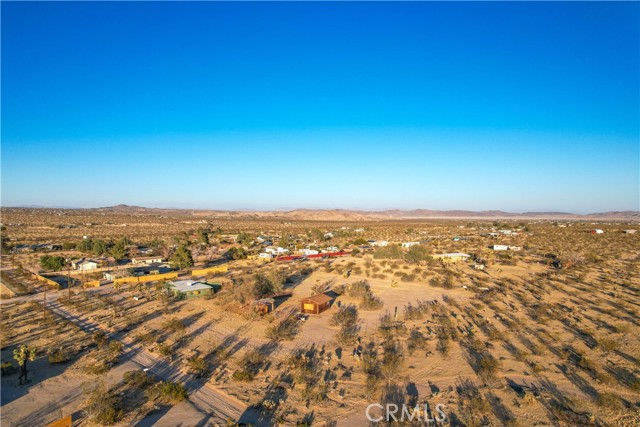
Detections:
[1, 1, 638, 213]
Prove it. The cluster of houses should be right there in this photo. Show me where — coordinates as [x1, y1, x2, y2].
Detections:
[11, 243, 62, 253]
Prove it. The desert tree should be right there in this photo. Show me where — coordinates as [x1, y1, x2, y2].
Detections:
[13, 344, 37, 385]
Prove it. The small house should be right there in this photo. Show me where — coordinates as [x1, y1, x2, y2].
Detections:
[508, 246, 522, 251]
[433, 253, 471, 263]
[300, 293, 333, 314]
[489, 245, 509, 251]
[132, 256, 165, 265]
[300, 249, 319, 256]
[168, 280, 214, 298]
[591, 229, 604, 234]
[623, 230, 637, 234]
[71, 258, 99, 271]
[254, 297, 275, 315]
[258, 252, 274, 260]
[473, 264, 485, 271]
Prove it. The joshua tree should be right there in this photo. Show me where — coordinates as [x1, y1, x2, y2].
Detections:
[13, 344, 37, 385]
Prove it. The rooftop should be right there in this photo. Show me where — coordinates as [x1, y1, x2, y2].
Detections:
[168, 280, 213, 293]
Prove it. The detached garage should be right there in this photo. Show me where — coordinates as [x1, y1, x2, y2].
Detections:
[300, 293, 333, 314]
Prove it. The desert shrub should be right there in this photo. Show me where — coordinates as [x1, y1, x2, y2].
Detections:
[266, 314, 299, 341]
[373, 245, 404, 260]
[378, 312, 407, 340]
[123, 369, 153, 388]
[331, 304, 358, 327]
[47, 347, 69, 364]
[156, 342, 173, 360]
[232, 369, 255, 382]
[404, 245, 431, 264]
[186, 356, 209, 378]
[85, 384, 122, 426]
[477, 357, 500, 384]
[436, 336, 450, 357]
[347, 280, 372, 298]
[108, 340, 123, 355]
[404, 300, 431, 320]
[311, 280, 333, 296]
[84, 360, 111, 375]
[380, 340, 405, 379]
[336, 323, 360, 345]
[233, 348, 265, 382]
[146, 381, 188, 403]
[597, 392, 623, 411]
[598, 337, 620, 353]
[162, 317, 186, 336]
[407, 329, 428, 355]
[1, 361, 17, 376]
[93, 331, 108, 349]
[252, 271, 285, 298]
[360, 292, 383, 310]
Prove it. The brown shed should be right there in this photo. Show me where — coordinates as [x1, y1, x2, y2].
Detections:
[300, 293, 333, 314]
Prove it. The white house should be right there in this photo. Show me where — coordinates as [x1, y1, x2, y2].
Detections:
[323, 246, 339, 253]
[402, 242, 420, 248]
[300, 249, 319, 256]
[373, 240, 389, 247]
[591, 229, 604, 234]
[490, 245, 509, 251]
[508, 246, 522, 251]
[266, 246, 289, 255]
[132, 256, 165, 265]
[258, 253, 274, 259]
[324, 232, 334, 239]
[72, 258, 99, 270]
[623, 230, 637, 234]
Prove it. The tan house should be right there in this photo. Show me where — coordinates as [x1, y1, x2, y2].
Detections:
[300, 293, 333, 314]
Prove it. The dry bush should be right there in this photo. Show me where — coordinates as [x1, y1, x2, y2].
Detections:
[84, 383, 123, 425]
[146, 381, 188, 403]
[407, 328, 428, 355]
[266, 314, 300, 341]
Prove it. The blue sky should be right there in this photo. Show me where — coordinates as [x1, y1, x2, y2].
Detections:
[1, 2, 638, 213]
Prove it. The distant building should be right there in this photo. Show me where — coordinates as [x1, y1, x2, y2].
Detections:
[258, 252, 274, 259]
[402, 242, 420, 248]
[265, 246, 289, 255]
[490, 245, 509, 251]
[372, 240, 389, 247]
[432, 253, 471, 263]
[132, 256, 165, 265]
[300, 249, 319, 256]
[473, 264, 485, 270]
[71, 258, 99, 270]
[591, 229, 604, 234]
[324, 232, 334, 239]
[168, 280, 214, 298]
[623, 230, 637, 234]
[508, 246, 522, 251]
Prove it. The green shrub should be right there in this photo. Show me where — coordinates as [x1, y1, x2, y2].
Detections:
[146, 381, 188, 403]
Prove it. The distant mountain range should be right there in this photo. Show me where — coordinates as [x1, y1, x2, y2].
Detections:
[8, 204, 630, 220]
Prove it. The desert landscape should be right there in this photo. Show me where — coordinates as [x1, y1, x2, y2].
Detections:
[1, 207, 639, 426]
[2, 2, 638, 426]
